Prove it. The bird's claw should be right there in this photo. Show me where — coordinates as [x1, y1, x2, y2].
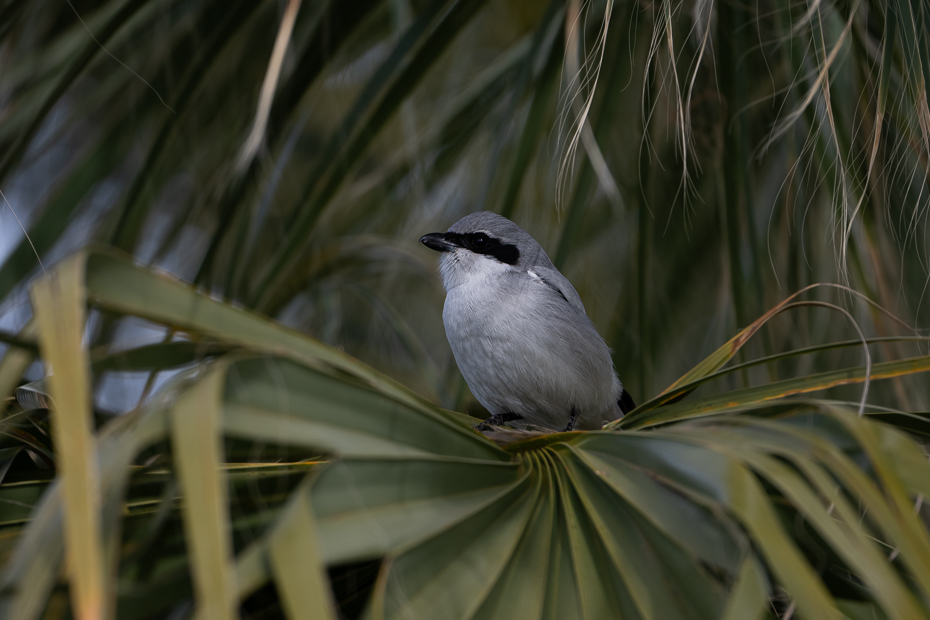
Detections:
[473, 412, 523, 431]
[562, 408, 579, 432]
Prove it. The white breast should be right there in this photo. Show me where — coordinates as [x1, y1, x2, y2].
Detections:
[440, 253, 620, 430]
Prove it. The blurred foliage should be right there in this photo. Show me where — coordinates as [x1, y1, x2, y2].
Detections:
[0, 0, 926, 411]
[2, 0, 930, 617]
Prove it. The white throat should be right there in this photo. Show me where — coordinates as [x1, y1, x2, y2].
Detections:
[439, 249, 512, 292]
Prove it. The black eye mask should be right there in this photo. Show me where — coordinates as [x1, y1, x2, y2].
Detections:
[445, 232, 520, 265]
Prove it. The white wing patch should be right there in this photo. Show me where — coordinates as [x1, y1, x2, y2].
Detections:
[527, 267, 586, 312]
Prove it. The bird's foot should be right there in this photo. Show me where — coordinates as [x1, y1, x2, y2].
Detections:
[562, 408, 579, 432]
[474, 412, 523, 432]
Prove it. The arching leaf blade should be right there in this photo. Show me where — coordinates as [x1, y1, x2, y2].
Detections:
[620, 354, 930, 430]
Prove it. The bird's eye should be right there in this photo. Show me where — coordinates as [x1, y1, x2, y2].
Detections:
[472, 234, 488, 247]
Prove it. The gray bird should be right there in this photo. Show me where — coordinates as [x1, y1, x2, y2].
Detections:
[420, 211, 635, 432]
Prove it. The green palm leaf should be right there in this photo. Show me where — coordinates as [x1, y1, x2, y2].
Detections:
[2, 253, 929, 619]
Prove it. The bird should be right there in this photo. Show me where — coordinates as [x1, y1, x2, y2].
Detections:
[419, 211, 635, 432]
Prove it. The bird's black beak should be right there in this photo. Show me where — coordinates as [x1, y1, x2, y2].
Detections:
[419, 232, 457, 253]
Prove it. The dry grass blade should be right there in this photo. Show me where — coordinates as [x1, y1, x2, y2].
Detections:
[663, 283, 886, 393]
[30, 260, 105, 620]
[170, 364, 237, 620]
[236, 0, 302, 171]
[0, 189, 45, 276]
[612, 283, 908, 430]
[268, 480, 336, 620]
[557, 0, 622, 210]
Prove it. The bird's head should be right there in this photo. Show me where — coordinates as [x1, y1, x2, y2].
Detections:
[419, 212, 551, 291]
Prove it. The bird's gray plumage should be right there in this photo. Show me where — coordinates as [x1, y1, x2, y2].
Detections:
[420, 211, 633, 431]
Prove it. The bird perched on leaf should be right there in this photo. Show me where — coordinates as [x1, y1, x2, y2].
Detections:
[420, 212, 635, 432]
